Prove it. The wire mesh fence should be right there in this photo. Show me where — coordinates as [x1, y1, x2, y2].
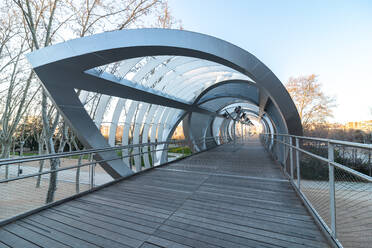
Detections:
[261, 133, 372, 248]
[334, 162, 372, 248]
[299, 153, 331, 228]
[0, 165, 93, 220]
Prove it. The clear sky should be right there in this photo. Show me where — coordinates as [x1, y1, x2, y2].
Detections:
[168, 0, 372, 123]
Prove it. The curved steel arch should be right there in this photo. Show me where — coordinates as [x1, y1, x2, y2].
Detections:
[27, 28, 302, 178]
[193, 79, 258, 106]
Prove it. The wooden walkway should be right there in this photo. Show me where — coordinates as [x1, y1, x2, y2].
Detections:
[0, 139, 329, 248]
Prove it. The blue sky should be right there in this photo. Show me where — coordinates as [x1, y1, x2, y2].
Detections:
[168, 0, 372, 123]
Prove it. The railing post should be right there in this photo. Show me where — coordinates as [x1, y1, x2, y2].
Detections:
[283, 136, 287, 172]
[265, 134, 267, 149]
[328, 142, 336, 238]
[289, 137, 294, 181]
[90, 162, 95, 189]
[269, 134, 272, 152]
[139, 146, 143, 171]
[276, 135, 280, 161]
[296, 138, 300, 189]
[233, 120, 236, 146]
[267, 134, 270, 151]
[152, 144, 155, 167]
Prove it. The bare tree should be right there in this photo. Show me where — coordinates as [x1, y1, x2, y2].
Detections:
[64, 0, 163, 38]
[14, 0, 65, 202]
[286, 74, 336, 131]
[65, 0, 166, 187]
[156, 1, 182, 29]
[13, 0, 170, 202]
[0, 9, 39, 178]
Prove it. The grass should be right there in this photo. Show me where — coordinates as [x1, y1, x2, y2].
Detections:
[168, 146, 192, 155]
[10, 152, 38, 156]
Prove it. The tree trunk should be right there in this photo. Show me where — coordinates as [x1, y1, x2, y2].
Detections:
[1, 140, 11, 179]
[45, 136, 60, 203]
[12, 142, 15, 157]
[72, 140, 82, 193]
[75, 155, 82, 193]
[36, 140, 44, 188]
[46, 156, 60, 203]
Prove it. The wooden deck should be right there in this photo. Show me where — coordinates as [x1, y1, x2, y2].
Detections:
[0, 139, 329, 248]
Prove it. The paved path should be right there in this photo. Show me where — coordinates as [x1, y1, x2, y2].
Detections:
[0, 165, 112, 186]
[0, 140, 329, 248]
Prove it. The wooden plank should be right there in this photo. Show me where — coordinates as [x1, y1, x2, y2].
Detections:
[171, 212, 328, 248]
[38, 210, 143, 247]
[139, 242, 164, 248]
[65, 200, 164, 226]
[145, 236, 193, 248]
[0, 241, 11, 248]
[94, 189, 186, 208]
[4, 223, 70, 248]
[175, 207, 324, 240]
[76, 197, 171, 219]
[17, 220, 100, 248]
[48, 208, 151, 241]
[157, 224, 251, 248]
[183, 199, 314, 221]
[0, 229, 39, 248]
[188, 193, 309, 215]
[86, 194, 176, 215]
[54, 204, 156, 234]
[164, 219, 280, 248]
[169, 215, 320, 248]
[25, 215, 131, 248]
[151, 229, 219, 248]
[180, 202, 319, 230]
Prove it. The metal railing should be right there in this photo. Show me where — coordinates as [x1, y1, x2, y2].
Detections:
[260, 133, 372, 248]
[0, 136, 228, 223]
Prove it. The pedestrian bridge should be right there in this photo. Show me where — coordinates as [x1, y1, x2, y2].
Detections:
[1, 135, 371, 248]
[0, 29, 371, 248]
[1, 138, 331, 248]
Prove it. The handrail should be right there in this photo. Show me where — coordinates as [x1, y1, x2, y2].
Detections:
[260, 133, 372, 248]
[270, 135, 372, 182]
[0, 146, 171, 184]
[0, 136, 224, 182]
[262, 133, 372, 149]
[0, 135, 228, 223]
[0, 136, 218, 166]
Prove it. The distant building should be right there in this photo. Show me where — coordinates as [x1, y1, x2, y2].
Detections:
[100, 124, 110, 139]
[99, 123, 185, 144]
[171, 125, 185, 140]
[346, 120, 372, 132]
[326, 123, 345, 130]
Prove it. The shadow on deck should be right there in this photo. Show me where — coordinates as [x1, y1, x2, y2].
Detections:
[0, 139, 329, 248]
